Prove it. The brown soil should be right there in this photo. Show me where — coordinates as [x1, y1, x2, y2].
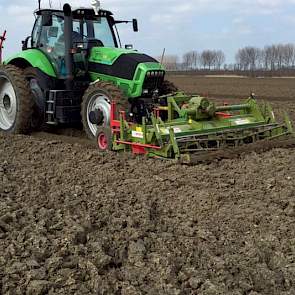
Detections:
[1, 131, 295, 295]
[167, 75, 295, 101]
[184, 138, 295, 164]
[1, 77, 295, 294]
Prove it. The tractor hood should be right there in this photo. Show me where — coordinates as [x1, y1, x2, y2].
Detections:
[89, 47, 157, 65]
[88, 47, 162, 80]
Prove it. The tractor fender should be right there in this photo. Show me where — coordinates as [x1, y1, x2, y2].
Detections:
[4, 49, 57, 78]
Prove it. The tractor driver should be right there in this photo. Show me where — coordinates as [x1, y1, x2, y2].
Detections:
[39, 14, 84, 76]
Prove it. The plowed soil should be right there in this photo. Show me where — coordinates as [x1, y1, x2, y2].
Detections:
[167, 75, 295, 101]
[1, 77, 295, 294]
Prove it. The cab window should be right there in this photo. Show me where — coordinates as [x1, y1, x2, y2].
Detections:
[93, 18, 115, 47]
[39, 14, 66, 76]
[31, 16, 42, 47]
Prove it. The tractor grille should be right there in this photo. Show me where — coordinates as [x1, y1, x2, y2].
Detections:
[142, 70, 165, 96]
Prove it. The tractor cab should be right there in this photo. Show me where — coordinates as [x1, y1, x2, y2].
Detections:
[25, 7, 122, 77]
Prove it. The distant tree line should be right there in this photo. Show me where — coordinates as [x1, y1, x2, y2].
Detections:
[157, 43, 295, 73]
[235, 44, 295, 71]
[183, 50, 226, 70]
[156, 50, 225, 71]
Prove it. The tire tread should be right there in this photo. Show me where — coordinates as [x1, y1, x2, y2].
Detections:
[0, 64, 34, 134]
[81, 81, 125, 140]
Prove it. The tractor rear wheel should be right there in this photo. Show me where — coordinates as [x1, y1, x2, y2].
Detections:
[24, 67, 45, 130]
[96, 126, 113, 151]
[0, 65, 33, 134]
[81, 81, 125, 140]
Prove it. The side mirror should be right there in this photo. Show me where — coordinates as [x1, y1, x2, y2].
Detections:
[125, 44, 133, 50]
[22, 36, 31, 51]
[132, 19, 138, 32]
[42, 13, 53, 27]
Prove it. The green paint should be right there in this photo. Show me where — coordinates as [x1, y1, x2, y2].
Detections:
[113, 95, 294, 159]
[89, 47, 138, 65]
[89, 61, 164, 98]
[4, 49, 56, 77]
[4, 46, 164, 99]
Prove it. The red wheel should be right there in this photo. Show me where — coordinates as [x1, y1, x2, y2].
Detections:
[98, 132, 108, 150]
[96, 126, 113, 151]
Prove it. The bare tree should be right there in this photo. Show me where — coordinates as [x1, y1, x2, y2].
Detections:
[282, 44, 295, 68]
[159, 55, 179, 71]
[276, 44, 286, 69]
[235, 47, 261, 71]
[200, 50, 216, 70]
[183, 52, 193, 70]
[262, 46, 272, 70]
[182, 51, 199, 70]
[257, 44, 295, 70]
[214, 50, 226, 70]
[235, 48, 247, 70]
[191, 50, 199, 69]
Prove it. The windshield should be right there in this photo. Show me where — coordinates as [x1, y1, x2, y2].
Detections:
[72, 17, 117, 48]
[34, 13, 118, 76]
[92, 18, 116, 47]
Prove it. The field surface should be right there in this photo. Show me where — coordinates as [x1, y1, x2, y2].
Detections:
[1, 76, 295, 294]
[167, 74, 295, 101]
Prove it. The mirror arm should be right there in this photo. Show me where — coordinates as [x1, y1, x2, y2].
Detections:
[114, 20, 130, 24]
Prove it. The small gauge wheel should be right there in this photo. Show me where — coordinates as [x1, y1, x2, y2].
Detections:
[96, 126, 113, 151]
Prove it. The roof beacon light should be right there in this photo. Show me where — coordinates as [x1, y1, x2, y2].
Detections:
[91, 0, 101, 15]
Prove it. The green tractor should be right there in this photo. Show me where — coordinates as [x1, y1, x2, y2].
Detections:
[0, 1, 293, 161]
[0, 2, 175, 139]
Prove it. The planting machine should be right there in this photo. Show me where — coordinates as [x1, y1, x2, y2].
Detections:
[0, 1, 293, 161]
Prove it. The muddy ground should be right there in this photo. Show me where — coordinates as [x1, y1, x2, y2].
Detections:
[1, 77, 295, 294]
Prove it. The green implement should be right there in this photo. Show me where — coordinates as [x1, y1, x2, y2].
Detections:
[102, 93, 294, 161]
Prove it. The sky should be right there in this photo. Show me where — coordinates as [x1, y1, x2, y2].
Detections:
[1, 0, 295, 63]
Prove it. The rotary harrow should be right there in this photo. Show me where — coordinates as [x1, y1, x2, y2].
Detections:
[96, 92, 294, 162]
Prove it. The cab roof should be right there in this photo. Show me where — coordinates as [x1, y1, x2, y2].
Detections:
[35, 7, 113, 18]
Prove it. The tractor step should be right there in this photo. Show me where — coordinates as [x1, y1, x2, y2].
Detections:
[45, 90, 83, 125]
[45, 92, 56, 125]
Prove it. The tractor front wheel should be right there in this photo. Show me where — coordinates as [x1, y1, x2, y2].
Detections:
[81, 81, 124, 140]
[0, 65, 33, 134]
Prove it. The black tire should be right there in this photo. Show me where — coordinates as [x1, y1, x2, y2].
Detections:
[0, 65, 34, 134]
[81, 81, 125, 140]
[23, 67, 45, 131]
[160, 80, 178, 95]
[96, 126, 113, 151]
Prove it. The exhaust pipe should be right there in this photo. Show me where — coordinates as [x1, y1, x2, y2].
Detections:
[63, 3, 74, 90]
[0, 30, 7, 64]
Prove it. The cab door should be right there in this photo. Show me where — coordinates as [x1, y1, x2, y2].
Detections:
[34, 13, 67, 77]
